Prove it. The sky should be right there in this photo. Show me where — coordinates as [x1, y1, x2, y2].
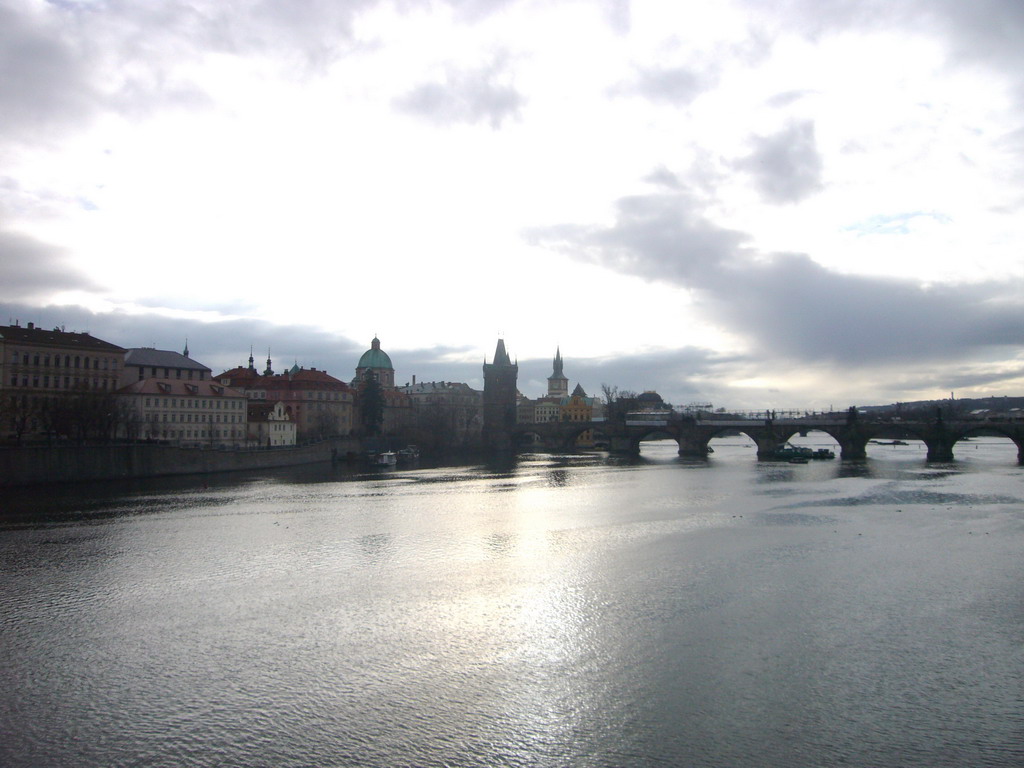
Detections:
[2, 0, 1024, 410]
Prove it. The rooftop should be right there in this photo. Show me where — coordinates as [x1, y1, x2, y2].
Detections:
[0, 323, 124, 353]
[125, 348, 211, 371]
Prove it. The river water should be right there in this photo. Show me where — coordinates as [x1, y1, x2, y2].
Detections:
[2, 438, 1022, 767]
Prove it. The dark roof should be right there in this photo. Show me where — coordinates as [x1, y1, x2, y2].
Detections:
[0, 324, 124, 353]
[216, 367, 352, 392]
[125, 348, 211, 371]
[491, 338, 512, 366]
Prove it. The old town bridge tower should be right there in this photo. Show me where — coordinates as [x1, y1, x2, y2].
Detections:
[483, 338, 518, 451]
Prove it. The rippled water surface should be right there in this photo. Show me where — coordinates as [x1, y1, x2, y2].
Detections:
[2, 439, 1023, 767]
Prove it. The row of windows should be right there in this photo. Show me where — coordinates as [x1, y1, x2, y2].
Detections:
[9, 376, 111, 390]
[149, 428, 243, 440]
[143, 397, 242, 410]
[148, 413, 241, 424]
[8, 352, 118, 371]
[137, 367, 207, 381]
[246, 391, 347, 401]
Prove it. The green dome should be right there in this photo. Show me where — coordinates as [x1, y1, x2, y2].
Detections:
[357, 337, 393, 370]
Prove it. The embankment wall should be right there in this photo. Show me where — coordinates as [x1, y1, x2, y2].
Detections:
[0, 437, 362, 487]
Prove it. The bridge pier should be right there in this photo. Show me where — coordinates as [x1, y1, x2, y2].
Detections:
[609, 436, 637, 454]
[838, 437, 867, 460]
[924, 438, 955, 462]
[676, 434, 709, 458]
[754, 434, 782, 459]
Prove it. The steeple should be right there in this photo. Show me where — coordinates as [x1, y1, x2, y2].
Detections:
[248, 346, 255, 371]
[264, 349, 274, 376]
[491, 338, 512, 366]
[183, 338, 190, 358]
[547, 346, 569, 398]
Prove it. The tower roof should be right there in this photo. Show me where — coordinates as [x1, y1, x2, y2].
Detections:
[549, 347, 566, 380]
[491, 338, 512, 366]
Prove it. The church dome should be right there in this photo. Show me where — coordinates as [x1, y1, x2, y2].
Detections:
[357, 337, 393, 370]
[637, 390, 664, 407]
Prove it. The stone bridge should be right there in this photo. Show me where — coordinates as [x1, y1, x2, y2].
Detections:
[512, 415, 1024, 463]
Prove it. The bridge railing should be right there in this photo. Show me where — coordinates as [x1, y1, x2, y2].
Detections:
[696, 410, 847, 421]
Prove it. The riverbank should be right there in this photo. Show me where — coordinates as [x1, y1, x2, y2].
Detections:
[0, 437, 362, 487]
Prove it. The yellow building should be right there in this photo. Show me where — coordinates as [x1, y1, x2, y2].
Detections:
[1, 322, 126, 441]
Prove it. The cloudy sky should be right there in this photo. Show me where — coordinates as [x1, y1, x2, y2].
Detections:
[3, 0, 1024, 409]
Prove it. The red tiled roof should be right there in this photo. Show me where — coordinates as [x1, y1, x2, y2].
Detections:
[117, 379, 246, 397]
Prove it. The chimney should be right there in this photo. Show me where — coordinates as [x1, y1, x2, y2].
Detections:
[413, 374, 416, 385]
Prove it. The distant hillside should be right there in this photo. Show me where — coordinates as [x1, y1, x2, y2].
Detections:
[859, 395, 1024, 417]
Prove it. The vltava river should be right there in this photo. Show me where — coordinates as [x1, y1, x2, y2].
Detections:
[2, 439, 1023, 767]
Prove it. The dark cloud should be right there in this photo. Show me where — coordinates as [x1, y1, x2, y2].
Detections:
[0, 0, 379, 144]
[529, 191, 749, 283]
[0, 230, 100, 299]
[0, 3, 98, 142]
[529, 187, 1024, 370]
[394, 56, 524, 128]
[734, 121, 823, 204]
[0, 302, 367, 381]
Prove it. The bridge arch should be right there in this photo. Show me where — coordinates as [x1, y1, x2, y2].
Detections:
[632, 429, 683, 456]
[950, 425, 1024, 463]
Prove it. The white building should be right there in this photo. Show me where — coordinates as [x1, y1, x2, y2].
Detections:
[247, 400, 297, 447]
[117, 379, 247, 445]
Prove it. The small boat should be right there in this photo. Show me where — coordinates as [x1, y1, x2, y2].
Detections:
[373, 451, 397, 466]
[397, 445, 420, 463]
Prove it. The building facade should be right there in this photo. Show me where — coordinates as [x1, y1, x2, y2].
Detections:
[116, 378, 247, 445]
[1, 322, 126, 441]
[247, 400, 297, 447]
[217, 358, 356, 440]
[398, 379, 482, 445]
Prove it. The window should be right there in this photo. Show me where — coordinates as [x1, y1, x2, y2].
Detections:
[74, 356, 80, 369]
[33, 354, 39, 366]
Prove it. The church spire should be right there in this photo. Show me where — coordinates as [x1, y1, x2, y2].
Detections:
[547, 346, 569, 398]
[248, 346, 255, 371]
[491, 338, 512, 366]
[183, 338, 190, 358]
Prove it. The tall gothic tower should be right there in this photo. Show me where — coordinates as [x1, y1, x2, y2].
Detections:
[483, 338, 518, 451]
[547, 347, 568, 398]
